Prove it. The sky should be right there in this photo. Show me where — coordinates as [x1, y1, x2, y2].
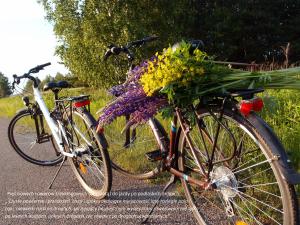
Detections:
[0, 0, 68, 82]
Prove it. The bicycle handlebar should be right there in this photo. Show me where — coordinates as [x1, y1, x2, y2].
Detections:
[103, 35, 158, 61]
[12, 62, 51, 89]
[29, 62, 51, 74]
[126, 35, 158, 48]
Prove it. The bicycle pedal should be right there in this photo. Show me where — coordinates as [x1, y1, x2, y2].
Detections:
[145, 150, 164, 162]
[37, 134, 51, 143]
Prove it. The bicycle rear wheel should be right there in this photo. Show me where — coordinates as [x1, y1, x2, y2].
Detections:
[67, 108, 112, 199]
[104, 117, 167, 179]
[8, 109, 62, 166]
[178, 108, 298, 225]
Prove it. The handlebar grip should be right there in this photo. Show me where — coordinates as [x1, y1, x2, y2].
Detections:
[127, 35, 158, 48]
[29, 62, 51, 74]
[143, 35, 159, 42]
[111, 47, 122, 54]
[38, 62, 51, 68]
[103, 49, 112, 61]
[12, 74, 20, 89]
[103, 46, 123, 60]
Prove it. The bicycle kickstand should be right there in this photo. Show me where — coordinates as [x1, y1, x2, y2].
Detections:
[141, 174, 176, 224]
[48, 155, 67, 189]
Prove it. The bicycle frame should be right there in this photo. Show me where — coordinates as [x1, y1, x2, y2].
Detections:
[148, 109, 212, 190]
[33, 86, 98, 159]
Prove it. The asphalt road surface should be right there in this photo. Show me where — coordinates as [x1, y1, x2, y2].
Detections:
[0, 118, 197, 225]
[1, 117, 299, 225]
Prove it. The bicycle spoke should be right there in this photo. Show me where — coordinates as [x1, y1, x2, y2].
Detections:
[232, 158, 272, 175]
[236, 193, 265, 225]
[184, 156, 199, 168]
[239, 167, 272, 182]
[238, 181, 279, 189]
[232, 202, 252, 225]
[222, 183, 283, 214]
[82, 160, 104, 181]
[236, 192, 282, 225]
[232, 153, 264, 172]
[229, 198, 264, 225]
[191, 190, 226, 213]
[85, 165, 104, 186]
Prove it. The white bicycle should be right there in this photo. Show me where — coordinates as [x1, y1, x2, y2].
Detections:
[8, 63, 112, 199]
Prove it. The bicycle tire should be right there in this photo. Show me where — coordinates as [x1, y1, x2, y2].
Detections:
[105, 117, 168, 180]
[67, 108, 112, 199]
[8, 109, 63, 166]
[178, 108, 298, 225]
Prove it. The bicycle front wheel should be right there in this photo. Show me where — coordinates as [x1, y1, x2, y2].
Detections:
[67, 108, 112, 199]
[104, 117, 167, 179]
[8, 109, 62, 166]
[178, 108, 298, 225]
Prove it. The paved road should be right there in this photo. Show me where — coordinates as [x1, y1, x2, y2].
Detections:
[1, 118, 299, 225]
[0, 118, 196, 225]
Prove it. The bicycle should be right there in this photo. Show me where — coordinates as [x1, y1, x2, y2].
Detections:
[101, 41, 300, 224]
[8, 63, 112, 199]
[101, 36, 170, 179]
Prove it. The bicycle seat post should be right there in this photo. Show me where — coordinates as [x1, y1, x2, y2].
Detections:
[53, 89, 59, 101]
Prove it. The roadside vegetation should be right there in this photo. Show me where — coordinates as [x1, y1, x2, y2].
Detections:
[0, 88, 299, 175]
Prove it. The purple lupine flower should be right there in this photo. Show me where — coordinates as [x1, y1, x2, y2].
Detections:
[108, 56, 158, 97]
[129, 96, 168, 124]
[108, 84, 126, 97]
[98, 55, 165, 126]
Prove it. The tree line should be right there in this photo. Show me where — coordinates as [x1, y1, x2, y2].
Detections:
[0, 71, 80, 98]
[38, 0, 300, 88]
[0, 72, 12, 98]
[2, 0, 299, 97]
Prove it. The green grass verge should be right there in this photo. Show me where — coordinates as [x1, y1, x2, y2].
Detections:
[0, 88, 111, 118]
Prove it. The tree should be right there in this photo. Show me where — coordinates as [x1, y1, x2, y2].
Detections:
[39, 0, 196, 87]
[39, 0, 300, 87]
[190, 0, 300, 63]
[0, 72, 12, 98]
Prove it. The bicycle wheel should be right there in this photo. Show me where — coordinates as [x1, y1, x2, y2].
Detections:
[8, 109, 62, 166]
[178, 108, 298, 225]
[104, 116, 167, 179]
[67, 108, 112, 199]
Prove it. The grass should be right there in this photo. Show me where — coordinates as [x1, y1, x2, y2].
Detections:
[1, 87, 299, 197]
[260, 90, 300, 172]
[0, 88, 111, 118]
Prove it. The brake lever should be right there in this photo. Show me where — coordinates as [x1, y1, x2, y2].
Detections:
[103, 49, 112, 61]
[12, 75, 18, 90]
[29, 68, 42, 74]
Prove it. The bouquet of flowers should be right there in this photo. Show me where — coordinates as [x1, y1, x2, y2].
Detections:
[98, 41, 300, 126]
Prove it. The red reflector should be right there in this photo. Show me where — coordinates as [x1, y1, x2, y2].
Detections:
[73, 100, 90, 108]
[239, 97, 264, 116]
[240, 101, 253, 116]
[253, 98, 264, 112]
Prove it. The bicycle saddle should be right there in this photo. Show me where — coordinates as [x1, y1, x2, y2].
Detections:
[171, 39, 205, 54]
[43, 80, 70, 92]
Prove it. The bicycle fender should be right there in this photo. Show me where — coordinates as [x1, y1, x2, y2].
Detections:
[16, 108, 30, 114]
[246, 113, 300, 185]
[76, 108, 108, 149]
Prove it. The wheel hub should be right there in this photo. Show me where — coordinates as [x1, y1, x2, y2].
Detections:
[74, 146, 90, 156]
[211, 166, 238, 198]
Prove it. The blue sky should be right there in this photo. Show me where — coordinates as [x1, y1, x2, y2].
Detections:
[0, 0, 68, 82]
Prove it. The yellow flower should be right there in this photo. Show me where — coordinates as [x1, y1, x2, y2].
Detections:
[140, 42, 209, 98]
